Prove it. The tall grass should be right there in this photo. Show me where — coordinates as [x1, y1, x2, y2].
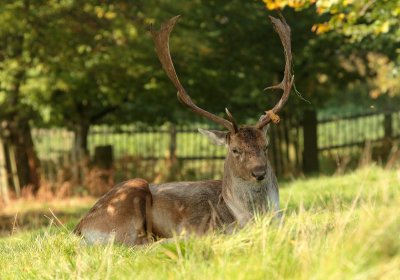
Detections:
[1, 166, 399, 279]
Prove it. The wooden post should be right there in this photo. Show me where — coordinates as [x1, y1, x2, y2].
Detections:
[302, 109, 319, 174]
[168, 124, 177, 179]
[85, 145, 114, 196]
[382, 113, 394, 159]
[384, 113, 393, 139]
[93, 145, 114, 169]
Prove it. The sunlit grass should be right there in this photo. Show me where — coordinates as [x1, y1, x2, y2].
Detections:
[1, 166, 399, 279]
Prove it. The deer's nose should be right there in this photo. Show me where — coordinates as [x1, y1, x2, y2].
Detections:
[251, 168, 266, 181]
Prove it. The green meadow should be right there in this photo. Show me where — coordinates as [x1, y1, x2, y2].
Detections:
[1, 165, 399, 280]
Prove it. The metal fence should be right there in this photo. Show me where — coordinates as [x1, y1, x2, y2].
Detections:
[33, 124, 227, 183]
[32, 109, 400, 184]
[317, 110, 400, 172]
[318, 111, 400, 149]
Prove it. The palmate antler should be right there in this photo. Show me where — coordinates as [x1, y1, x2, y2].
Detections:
[150, 16, 237, 133]
[256, 15, 294, 129]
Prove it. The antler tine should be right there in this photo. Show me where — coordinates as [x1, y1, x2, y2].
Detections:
[225, 108, 238, 132]
[151, 16, 235, 133]
[256, 15, 294, 129]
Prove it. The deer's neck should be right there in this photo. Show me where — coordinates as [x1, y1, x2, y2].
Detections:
[221, 159, 279, 227]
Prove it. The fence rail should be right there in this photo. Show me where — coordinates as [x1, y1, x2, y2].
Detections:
[29, 109, 400, 184]
[318, 111, 400, 150]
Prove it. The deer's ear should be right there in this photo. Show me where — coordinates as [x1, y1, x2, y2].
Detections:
[262, 123, 270, 136]
[258, 115, 270, 136]
[198, 128, 227, 146]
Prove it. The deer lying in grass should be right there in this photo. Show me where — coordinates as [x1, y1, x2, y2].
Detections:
[74, 15, 294, 246]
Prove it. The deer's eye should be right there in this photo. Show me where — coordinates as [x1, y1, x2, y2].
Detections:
[232, 148, 241, 156]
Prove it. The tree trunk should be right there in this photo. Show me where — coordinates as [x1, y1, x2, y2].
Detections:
[72, 122, 90, 183]
[5, 118, 41, 194]
[0, 24, 41, 194]
[302, 109, 319, 174]
[0, 137, 10, 204]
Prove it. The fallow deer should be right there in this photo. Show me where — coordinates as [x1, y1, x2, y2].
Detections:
[74, 15, 294, 246]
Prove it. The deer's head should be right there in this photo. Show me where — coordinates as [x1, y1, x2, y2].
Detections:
[151, 15, 293, 182]
[198, 126, 270, 181]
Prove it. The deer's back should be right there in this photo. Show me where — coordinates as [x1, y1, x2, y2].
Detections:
[150, 180, 234, 237]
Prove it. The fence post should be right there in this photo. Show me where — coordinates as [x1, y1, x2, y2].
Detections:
[384, 113, 393, 139]
[302, 109, 319, 174]
[382, 112, 394, 159]
[93, 145, 114, 169]
[168, 124, 177, 179]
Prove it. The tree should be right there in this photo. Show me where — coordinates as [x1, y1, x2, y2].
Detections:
[0, 0, 43, 193]
[262, 0, 400, 102]
[32, 2, 149, 166]
[144, 0, 375, 120]
[263, 0, 399, 38]
[0, 1, 157, 187]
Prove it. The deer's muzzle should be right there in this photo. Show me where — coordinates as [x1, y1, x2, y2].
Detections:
[251, 167, 266, 181]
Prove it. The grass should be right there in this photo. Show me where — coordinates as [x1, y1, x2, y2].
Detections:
[1, 165, 399, 279]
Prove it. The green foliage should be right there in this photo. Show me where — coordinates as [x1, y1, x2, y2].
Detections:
[263, 0, 400, 41]
[0, 0, 398, 129]
[1, 1, 149, 126]
[1, 166, 399, 279]
[263, 0, 400, 102]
